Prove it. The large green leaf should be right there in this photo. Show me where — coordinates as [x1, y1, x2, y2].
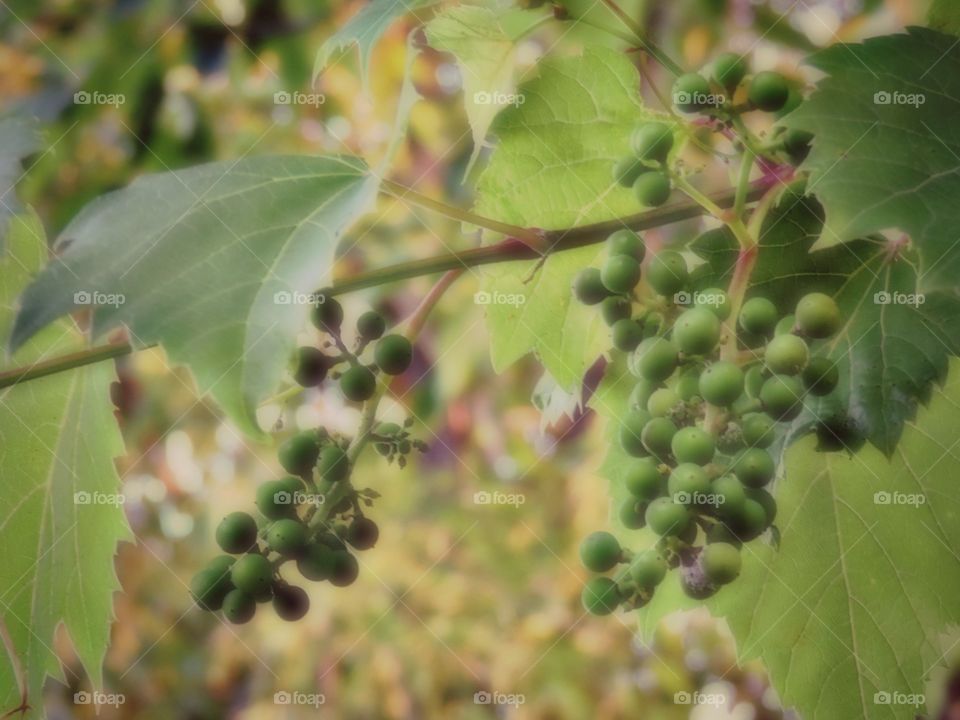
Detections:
[785, 27, 960, 293]
[693, 193, 960, 453]
[632, 362, 960, 720]
[425, 5, 548, 171]
[10, 155, 376, 435]
[0, 213, 131, 717]
[474, 48, 664, 388]
[0, 114, 40, 250]
[928, 0, 960, 36]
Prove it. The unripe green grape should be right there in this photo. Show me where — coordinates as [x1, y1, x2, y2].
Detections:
[222, 589, 257, 624]
[739, 297, 779, 336]
[701, 543, 742, 584]
[712, 474, 747, 518]
[764, 334, 809, 375]
[676, 368, 701, 401]
[673, 308, 721, 355]
[760, 374, 805, 420]
[607, 229, 646, 261]
[631, 122, 674, 162]
[748, 71, 790, 112]
[628, 379, 657, 409]
[340, 365, 377, 402]
[747, 487, 777, 526]
[695, 288, 731, 319]
[730, 393, 758, 418]
[775, 314, 796, 336]
[619, 409, 652, 457]
[643, 312, 665, 337]
[673, 72, 714, 113]
[297, 543, 336, 581]
[266, 518, 308, 557]
[624, 459, 662, 500]
[579, 531, 622, 572]
[329, 551, 360, 587]
[346, 517, 379, 550]
[573, 268, 610, 305]
[741, 413, 776, 448]
[730, 498, 769, 540]
[641, 417, 677, 459]
[795, 292, 841, 338]
[744, 365, 765, 399]
[375, 334, 413, 375]
[706, 522, 743, 547]
[629, 550, 667, 588]
[293, 347, 330, 387]
[633, 172, 672, 208]
[618, 497, 647, 529]
[278, 432, 321, 475]
[712, 52, 748, 91]
[783, 128, 814, 163]
[272, 584, 310, 621]
[734, 448, 775, 488]
[668, 463, 711, 502]
[601, 254, 641, 294]
[671, 427, 716, 465]
[646, 251, 689, 297]
[645, 497, 691, 537]
[216, 512, 259, 554]
[634, 337, 679, 381]
[699, 361, 745, 407]
[190, 568, 233, 611]
[613, 156, 649, 187]
[356, 310, 386, 340]
[612, 318, 645, 352]
[231, 553, 274, 596]
[317, 445, 350, 483]
[311, 298, 343, 332]
[802, 356, 839, 396]
[255, 476, 302, 519]
[601, 296, 632, 326]
[677, 519, 698, 545]
[647, 388, 680, 417]
[581, 577, 621, 616]
[207, 555, 236, 575]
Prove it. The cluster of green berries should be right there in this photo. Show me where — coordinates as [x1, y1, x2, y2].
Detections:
[294, 297, 413, 402]
[612, 121, 676, 209]
[573, 231, 846, 614]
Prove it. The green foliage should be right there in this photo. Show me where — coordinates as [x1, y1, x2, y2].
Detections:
[0, 115, 40, 250]
[0, 213, 131, 713]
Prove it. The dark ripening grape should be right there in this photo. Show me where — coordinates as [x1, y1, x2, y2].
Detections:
[374, 334, 413, 375]
[573, 268, 610, 305]
[629, 550, 667, 588]
[748, 71, 790, 112]
[311, 297, 343, 332]
[601, 255, 641, 294]
[783, 128, 814, 163]
[190, 568, 233, 611]
[673, 308, 721, 355]
[701, 542, 741, 584]
[317, 445, 350, 483]
[215, 512, 258, 553]
[699, 362, 744, 407]
[293, 347, 330, 387]
[712, 52, 748, 91]
[273, 584, 310, 621]
[297, 543, 336, 581]
[633, 172, 672, 207]
[680, 558, 718, 600]
[255, 476, 302, 519]
[738, 297, 779, 336]
[579, 531, 622, 572]
[646, 251, 689, 297]
[346, 517, 380, 550]
[581, 577, 621, 616]
[673, 72, 714, 113]
[230, 554, 274, 595]
[329, 551, 360, 587]
[606, 229, 646, 261]
[730, 498, 769, 540]
[795, 292, 841, 339]
[266, 518, 308, 557]
[278, 432, 321, 476]
[340, 365, 377, 402]
[222, 589, 256, 624]
[631, 122, 674, 162]
[356, 310, 386, 340]
[764, 334, 809, 375]
[802, 356, 839, 396]
[601, 296, 632, 326]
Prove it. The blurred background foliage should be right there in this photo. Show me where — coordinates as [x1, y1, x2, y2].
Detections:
[0, 0, 931, 717]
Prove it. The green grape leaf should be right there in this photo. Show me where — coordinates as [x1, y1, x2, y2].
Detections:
[0, 212, 131, 716]
[475, 48, 665, 388]
[634, 362, 960, 720]
[785, 27, 960, 294]
[692, 193, 960, 454]
[928, 0, 960, 36]
[314, 0, 434, 84]
[9, 155, 376, 436]
[0, 114, 41, 251]
[425, 5, 548, 171]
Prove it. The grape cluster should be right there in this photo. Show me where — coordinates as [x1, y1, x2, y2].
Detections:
[573, 231, 844, 614]
[191, 298, 425, 623]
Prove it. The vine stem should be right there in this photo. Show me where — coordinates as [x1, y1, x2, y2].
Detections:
[0, 182, 776, 390]
[598, 0, 683, 76]
[0, 616, 28, 718]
